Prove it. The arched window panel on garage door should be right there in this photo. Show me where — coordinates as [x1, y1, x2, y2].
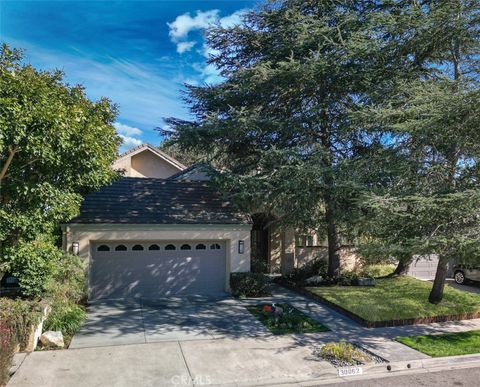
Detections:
[195, 243, 206, 250]
[132, 244, 144, 251]
[97, 245, 110, 252]
[180, 244, 191, 250]
[165, 244, 176, 250]
[115, 244, 127, 251]
[148, 244, 160, 250]
[210, 243, 221, 250]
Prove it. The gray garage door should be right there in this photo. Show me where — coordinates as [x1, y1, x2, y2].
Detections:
[407, 255, 439, 280]
[90, 241, 226, 300]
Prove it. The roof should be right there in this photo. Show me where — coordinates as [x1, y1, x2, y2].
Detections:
[167, 163, 213, 181]
[68, 178, 251, 225]
[115, 143, 187, 171]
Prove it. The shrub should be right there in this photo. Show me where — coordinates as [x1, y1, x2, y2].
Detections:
[43, 253, 87, 346]
[287, 257, 328, 283]
[230, 272, 270, 298]
[2, 240, 62, 298]
[0, 298, 42, 385]
[359, 264, 395, 278]
[338, 270, 360, 286]
[251, 258, 270, 274]
[43, 304, 86, 344]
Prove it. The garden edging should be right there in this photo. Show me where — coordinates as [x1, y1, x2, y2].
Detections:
[279, 282, 480, 328]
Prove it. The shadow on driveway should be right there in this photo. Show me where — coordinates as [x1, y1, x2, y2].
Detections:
[69, 295, 270, 349]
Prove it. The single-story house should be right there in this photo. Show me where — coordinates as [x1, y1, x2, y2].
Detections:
[63, 143, 357, 300]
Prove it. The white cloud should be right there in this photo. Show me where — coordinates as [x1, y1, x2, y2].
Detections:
[176, 41, 196, 54]
[219, 9, 247, 28]
[119, 134, 142, 149]
[167, 9, 248, 84]
[114, 122, 142, 136]
[167, 10, 219, 41]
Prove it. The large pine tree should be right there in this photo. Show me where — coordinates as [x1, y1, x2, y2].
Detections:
[165, 0, 413, 277]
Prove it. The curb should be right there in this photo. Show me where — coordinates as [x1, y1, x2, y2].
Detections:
[286, 354, 480, 386]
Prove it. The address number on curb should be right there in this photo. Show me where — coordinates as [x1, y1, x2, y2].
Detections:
[338, 367, 363, 377]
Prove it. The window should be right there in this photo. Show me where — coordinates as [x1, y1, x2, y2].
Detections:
[132, 244, 144, 251]
[180, 244, 191, 250]
[148, 244, 160, 251]
[210, 243, 221, 250]
[97, 245, 110, 252]
[195, 243, 206, 250]
[306, 236, 314, 247]
[165, 244, 176, 250]
[115, 244, 127, 251]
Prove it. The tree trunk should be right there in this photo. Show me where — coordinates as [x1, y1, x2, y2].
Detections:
[392, 259, 411, 276]
[325, 196, 341, 278]
[428, 255, 449, 304]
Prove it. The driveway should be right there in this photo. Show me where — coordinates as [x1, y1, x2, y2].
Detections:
[70, 295, 269, 348]
[445, 279, 480, 295]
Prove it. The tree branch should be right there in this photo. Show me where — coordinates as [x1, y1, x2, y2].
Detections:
[0, 146, 18, 185]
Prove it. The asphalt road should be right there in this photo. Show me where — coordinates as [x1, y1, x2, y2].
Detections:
[321, 366, 480, 386]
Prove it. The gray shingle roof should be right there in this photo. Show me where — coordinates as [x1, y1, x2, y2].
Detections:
[69, 178, 251, 225]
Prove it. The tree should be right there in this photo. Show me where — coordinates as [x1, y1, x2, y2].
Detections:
[0, 44, 121, 252]
[359, 0, 480, 303]
[157, 141, 204, 167]
[164, 0, 411, 278]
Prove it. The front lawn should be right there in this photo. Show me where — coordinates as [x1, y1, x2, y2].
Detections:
[397, 330, 480, 357]
[306, 277, 480, 322]
[247, 303, 329, 334]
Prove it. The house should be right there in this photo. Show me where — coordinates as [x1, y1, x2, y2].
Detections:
[63, 144, 355, 300]
[62, 144, 251, 300]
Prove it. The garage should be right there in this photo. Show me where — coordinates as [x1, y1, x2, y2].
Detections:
[90, 241, 226, 300]
[407, 256, 439, 280]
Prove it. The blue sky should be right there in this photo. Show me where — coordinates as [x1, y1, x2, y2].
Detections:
[1, 0, 256, 151]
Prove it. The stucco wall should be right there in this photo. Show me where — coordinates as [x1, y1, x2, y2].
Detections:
[112, 157, 131, 175]
[130, 151, 181, 178]
[295, 246, 360, 271]
[64, 224, 252, 293]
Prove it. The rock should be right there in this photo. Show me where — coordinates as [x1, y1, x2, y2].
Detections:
[40, 331, 64, 348]
[357, 277, 376, 286]
[305, 275, 323, 285]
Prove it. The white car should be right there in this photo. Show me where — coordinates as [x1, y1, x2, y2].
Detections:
[453, 265, 480, 284]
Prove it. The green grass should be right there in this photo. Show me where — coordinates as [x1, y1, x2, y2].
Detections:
[306, 276, 480, 322]
[247, 303, 329, 335]
[397, 330, 480, 357]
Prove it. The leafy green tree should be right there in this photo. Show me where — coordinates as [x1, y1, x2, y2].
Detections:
[359, 0, 480, 303]
[0, 44, 120, 261]
[164, 0, 414, 278]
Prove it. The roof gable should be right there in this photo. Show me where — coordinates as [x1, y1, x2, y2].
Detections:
[115, 144, 186, 171]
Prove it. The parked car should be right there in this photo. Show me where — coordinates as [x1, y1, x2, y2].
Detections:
[453, 264, 480, 284]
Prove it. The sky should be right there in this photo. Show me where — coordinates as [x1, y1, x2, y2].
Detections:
[0, 0, 257, 151]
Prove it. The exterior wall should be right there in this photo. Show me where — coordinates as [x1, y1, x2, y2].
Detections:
[269, 227, 282, 273]
[130, 150, 181, 178]
[295, 246, 360, 271]
[63, 224, 252, 295]
[112, 157, 132, 176]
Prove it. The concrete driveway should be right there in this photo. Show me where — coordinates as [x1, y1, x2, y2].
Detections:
[445, 279, 480, 295]
[70, 295, 269, 348]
